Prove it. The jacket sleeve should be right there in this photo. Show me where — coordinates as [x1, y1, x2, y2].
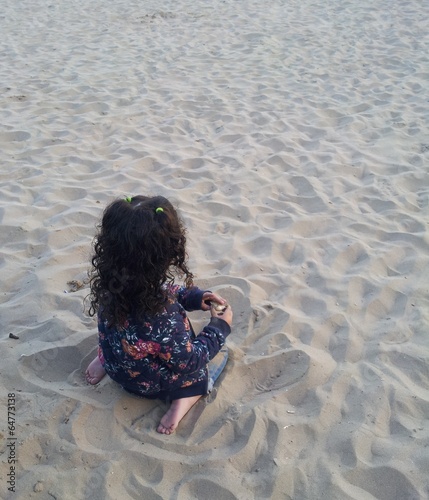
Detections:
[157, 313, 231, 374]
[168, 284, 206, 311]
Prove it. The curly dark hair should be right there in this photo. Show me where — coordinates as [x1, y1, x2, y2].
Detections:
[88, 195, 194, 325]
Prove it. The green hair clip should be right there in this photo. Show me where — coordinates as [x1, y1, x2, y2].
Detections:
[155, 207, 164, 214]
[125, 196, 132, 203]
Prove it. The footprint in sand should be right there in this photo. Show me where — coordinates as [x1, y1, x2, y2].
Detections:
[18, 334, 118, 406]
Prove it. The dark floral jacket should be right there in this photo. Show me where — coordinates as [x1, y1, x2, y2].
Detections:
[98, 285, 231, 400]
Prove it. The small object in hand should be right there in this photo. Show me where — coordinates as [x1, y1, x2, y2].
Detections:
[9, 333, 19, 340]
[211, 301, 227, 312]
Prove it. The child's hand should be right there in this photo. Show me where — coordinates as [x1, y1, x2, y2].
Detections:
[211, 304, 233, 326]
[201, 292, 227, 311]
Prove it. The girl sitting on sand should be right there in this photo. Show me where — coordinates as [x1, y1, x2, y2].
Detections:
[85, 195, 232, 435]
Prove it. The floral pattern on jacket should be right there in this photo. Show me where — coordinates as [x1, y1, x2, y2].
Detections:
[98, 285, 231, 398]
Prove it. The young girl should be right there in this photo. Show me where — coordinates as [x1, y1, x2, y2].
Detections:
[85, 195, 233, 435]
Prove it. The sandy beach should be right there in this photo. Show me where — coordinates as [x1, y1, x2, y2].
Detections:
[1, 0, 428, 498]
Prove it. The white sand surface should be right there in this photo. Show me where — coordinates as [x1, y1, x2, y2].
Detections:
[1, 0, 428, 498]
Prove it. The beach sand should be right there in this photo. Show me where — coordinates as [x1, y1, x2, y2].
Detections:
[1, 0, 428, 498]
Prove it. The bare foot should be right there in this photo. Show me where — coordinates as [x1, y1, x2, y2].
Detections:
[157, 395, 202, 435]
[85, 356, 106, 385]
